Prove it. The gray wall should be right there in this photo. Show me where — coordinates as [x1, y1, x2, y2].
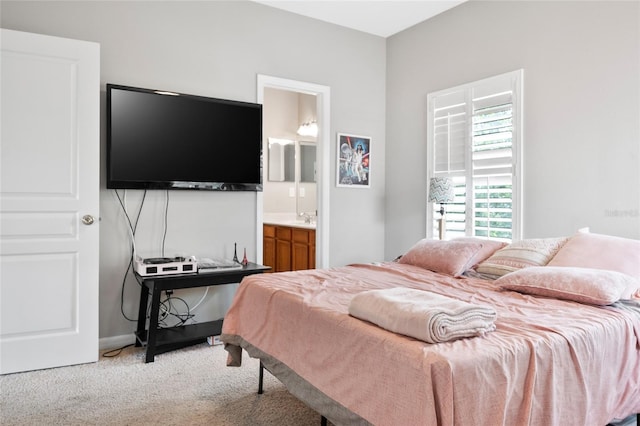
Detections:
[3, 0, 639, 344]
[1, 1, 387, 343]
[385, 0, 640, 259]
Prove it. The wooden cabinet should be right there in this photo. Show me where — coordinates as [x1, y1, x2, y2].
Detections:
[263, 225, 276, 270]
[292, 228, 315, 270]
[264, 224, 315, 272]
[275, 226, 292, 272]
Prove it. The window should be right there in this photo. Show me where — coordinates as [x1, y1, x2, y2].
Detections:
[426, 70, 523, 242]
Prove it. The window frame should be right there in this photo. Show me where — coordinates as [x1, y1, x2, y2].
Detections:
[426, 70, 524, 241]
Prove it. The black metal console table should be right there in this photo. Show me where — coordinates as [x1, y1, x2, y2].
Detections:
[134, 262, 270, 363]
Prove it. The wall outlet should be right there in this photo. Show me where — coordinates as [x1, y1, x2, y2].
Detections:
[289, 187, 295, 197]
[299, 187, 305, 197]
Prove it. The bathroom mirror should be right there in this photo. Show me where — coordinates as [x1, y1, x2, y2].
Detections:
[266, 138, 317, 218]
[300, 142, 316, 183]
[268, 138, 295, 182]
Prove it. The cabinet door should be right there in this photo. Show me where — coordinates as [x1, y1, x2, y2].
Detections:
[309, 230, 316, 269]
[263, 224, 276, 239]
[292, 241, 310, 270]
[263, 225, 276, 271]
[292, 228, 311, 270]
[263, 236, 276, 271]
[275, 238, 292, 272]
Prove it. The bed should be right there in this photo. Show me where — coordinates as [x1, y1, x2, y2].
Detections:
[221, 231, 640, 426]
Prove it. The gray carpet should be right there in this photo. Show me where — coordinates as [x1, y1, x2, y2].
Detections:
[0, 343, 324, 425]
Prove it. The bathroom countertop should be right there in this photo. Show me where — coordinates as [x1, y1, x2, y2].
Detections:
[263, 214, 316, 230]
[263, 219, 316, 230]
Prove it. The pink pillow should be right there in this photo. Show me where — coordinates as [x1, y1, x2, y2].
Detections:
[476, 237, 568, 277]
[547, 233, 640, 279]
[497, 266, 640, 306]
[398, 239, 483, 277]
[454, 237, 507, 268]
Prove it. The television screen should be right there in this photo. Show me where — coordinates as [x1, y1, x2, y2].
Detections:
[106, 84, 262, 191]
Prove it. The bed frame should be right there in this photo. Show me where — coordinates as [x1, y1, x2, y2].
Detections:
[254, 359, 639, 426]
[258, 362, 329, 425]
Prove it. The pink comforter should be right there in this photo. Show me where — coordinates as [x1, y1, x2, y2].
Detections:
[221, 262, 640, 426]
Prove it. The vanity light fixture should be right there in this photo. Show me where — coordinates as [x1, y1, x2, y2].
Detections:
[297, 120, 318, 137]
[268, 138, 294, 146]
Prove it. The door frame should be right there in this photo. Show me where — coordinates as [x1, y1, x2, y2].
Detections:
[256, 75, 330, 268]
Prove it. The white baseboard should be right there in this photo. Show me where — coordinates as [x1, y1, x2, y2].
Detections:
[99, 334, 136, 351]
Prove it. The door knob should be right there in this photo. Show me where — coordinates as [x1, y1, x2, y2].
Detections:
[81, 215, 95, 225]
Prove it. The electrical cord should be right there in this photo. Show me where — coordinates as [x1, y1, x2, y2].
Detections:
[115, 189, 147, 322]
[102, 343, 134, 358]
[162, 189, 169, 257]
[114, 190, 204, 338]
[190, 286, 209, 311]
[157, 299, 171, 326]
[157, 190, 204, 323]
[158, 293, 194, 328]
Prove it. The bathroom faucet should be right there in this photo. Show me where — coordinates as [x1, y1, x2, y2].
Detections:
[299, 212, 314, 224]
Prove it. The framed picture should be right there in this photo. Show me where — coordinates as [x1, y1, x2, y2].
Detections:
[337, 133, 371, 188]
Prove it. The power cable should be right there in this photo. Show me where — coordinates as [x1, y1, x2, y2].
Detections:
[115, 189, 147, 322]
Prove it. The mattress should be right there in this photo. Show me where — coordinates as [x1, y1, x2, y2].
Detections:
[221, 261, 640, 425]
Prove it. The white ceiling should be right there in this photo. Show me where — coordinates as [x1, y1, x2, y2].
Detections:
[252, 1, 467, 38]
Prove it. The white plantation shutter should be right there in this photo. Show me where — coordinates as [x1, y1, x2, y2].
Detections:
[427, 70, 522, 241]
[433, 90, 467, 175]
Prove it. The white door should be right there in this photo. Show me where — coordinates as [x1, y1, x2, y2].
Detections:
[0, 29, 100, 374]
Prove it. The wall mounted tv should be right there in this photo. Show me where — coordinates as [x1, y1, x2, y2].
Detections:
[106, 84, 262, 191]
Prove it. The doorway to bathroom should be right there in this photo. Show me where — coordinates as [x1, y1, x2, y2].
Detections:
[256, 75, 330, 269]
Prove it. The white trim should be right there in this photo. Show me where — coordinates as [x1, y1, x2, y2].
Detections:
[426, 69, 524, 241]
[257, 75, 331, 268]
[426, 94, 435, 237]
[511, 70, 524, 241]
[99, 334, 136, 351]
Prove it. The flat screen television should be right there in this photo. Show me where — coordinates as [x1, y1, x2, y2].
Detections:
[106, 84, 262, 191]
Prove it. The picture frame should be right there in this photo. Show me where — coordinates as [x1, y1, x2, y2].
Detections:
[336, 133, 371, 188]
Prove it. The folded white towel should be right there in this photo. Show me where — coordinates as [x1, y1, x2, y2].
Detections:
[348, 287, 497, 344]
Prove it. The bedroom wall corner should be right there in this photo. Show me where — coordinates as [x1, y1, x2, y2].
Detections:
[384, 0, 640, 260]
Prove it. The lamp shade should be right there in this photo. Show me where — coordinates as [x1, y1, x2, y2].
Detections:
[428, 177, 455, 204]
